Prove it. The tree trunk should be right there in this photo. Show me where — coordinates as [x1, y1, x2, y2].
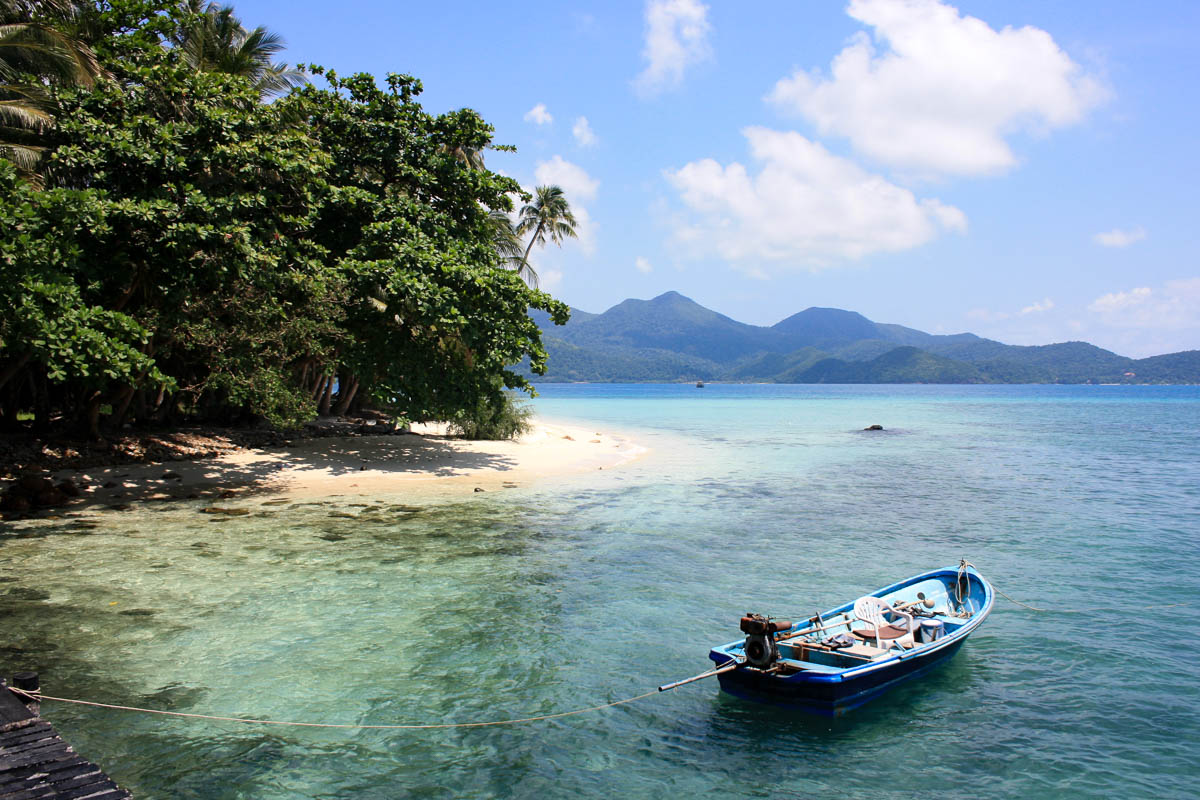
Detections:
[311, 373, 331, 403]
[109, 385, 137, 430]
[318, 375, 334, 416]
[83, 389, 103, 440]
[332, 375, 359, 416]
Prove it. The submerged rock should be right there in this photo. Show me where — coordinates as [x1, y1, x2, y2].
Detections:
[864, 424, 884, 431]
[200, 507, 250, 516]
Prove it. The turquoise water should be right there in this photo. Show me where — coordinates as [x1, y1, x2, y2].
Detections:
[2, 384, 1199, 798]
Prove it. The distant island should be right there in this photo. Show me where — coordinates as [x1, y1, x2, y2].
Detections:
[525, 292, 1200, 384]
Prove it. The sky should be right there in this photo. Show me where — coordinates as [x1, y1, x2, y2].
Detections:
[231, 0, 1199, 358]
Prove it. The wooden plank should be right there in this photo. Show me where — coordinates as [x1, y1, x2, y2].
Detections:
[0, 689, 129, 799]
[0, 738, 70, 758]
[58, 780, 128, 800]
[0, 724, 55, 749]
[0, 745, 77, 774]
[0, 756, 90, 784]
[0, 691, 35, 728]
[0, 758, 92, 793]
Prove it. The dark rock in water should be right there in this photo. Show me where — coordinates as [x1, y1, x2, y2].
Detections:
[218, 489, 237, 498]
[200, 507, 250, 516]
[56, 479, 81, 497]
[119, 608, 156, 617]
[108, 503, 132, 511]
[162, 471, 182, 481]
[864, 424, 884, 431]
[389, 505, 423, 513]
[328, 512, 356, 519]
[191, 541, 209, 548]
[474, 487, 485, 492]
[320, 533, 348, 541]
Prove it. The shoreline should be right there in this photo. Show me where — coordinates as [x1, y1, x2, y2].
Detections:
[1, 419, 647, 514]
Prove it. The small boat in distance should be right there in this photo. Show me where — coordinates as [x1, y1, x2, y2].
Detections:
[696, 380, 705, 387]
[660, 562, 993, 715]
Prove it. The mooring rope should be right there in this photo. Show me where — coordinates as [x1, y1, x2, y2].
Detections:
[11, 562, 1188, 729]
[10, 687, 663, 730]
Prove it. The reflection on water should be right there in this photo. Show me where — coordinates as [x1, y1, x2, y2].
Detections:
[1, 384, 1198, 799]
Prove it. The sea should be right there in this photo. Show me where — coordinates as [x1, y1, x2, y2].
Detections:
[2, 384, 1198, 799]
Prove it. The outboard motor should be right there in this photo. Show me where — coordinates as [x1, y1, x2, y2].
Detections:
[740, 614, 791, 668]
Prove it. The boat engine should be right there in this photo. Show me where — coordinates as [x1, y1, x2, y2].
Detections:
[740, 614, 791, 668]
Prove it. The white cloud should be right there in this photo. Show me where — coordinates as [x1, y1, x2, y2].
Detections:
[767, 0, 1107, 177]
[633, 0, 712, 96]
[1093, 227, 1146, 248]
[532, 156, 599, 254]
[1084, 280, 1200, 356]
[534, 156, 599, 201]
[1020, 298, 1054, 315]
[523, 103, 553, 125]
[1088, 286, 1152, 314]
[635, 256, 653, 273]
[572, 116, 598, 148]
[664, 127, 966, 267]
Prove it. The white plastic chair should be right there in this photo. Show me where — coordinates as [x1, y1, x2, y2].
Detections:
[852, 596, 916, 651]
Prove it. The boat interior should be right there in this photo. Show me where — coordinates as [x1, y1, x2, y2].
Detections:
[726, 573, 986, 674]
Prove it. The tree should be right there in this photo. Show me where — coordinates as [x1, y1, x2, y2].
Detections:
[0, 0, 102, 178]
[0, 4, 569, 438]
[515, 184, 577, 289]
[285, 69, 568, 423]
[169, 0, 305, 98]
[487, 208, 524, 269]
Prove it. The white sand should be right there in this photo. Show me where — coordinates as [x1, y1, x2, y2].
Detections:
[59, 420, 646, 504]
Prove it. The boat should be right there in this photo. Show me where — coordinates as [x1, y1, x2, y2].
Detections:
[661, 562, 993, 715]
[696, 380, 705, 387]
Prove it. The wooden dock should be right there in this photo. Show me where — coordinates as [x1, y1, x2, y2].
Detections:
[1, 675, 131, 799]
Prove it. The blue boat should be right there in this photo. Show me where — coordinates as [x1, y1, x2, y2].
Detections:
[682, 563, 993, 715]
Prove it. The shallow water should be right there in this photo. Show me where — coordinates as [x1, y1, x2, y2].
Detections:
[2, 384, 1198, 798]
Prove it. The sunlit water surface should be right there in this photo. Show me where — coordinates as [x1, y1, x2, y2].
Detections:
[2, 384, 1198, 798]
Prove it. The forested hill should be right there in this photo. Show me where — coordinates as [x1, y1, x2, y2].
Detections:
[527, 292, 1200, 384]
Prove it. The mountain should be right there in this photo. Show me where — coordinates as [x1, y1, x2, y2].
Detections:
[771, 307, 882, 347]
[556, 291, 787, 362]
[525, 292, 1199, 384]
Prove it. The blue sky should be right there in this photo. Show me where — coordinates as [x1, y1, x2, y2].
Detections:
[233, 0, 1198, 358]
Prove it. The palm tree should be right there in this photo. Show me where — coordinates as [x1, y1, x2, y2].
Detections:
[0, 0, 102, 177]
[515, 185, 577, 289]
[487, 208, 524, 269]
[170, 1, 306, 99]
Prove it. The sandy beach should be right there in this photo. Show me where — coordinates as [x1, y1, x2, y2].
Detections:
[38, 419, 646, 507]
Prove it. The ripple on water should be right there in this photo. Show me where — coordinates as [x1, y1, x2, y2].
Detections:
[1, 385, 1197, 798]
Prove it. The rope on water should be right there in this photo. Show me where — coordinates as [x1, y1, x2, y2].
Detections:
[10, 687, 663, 730]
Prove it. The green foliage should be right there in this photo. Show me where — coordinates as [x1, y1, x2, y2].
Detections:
[448, 390, 533, 441]
[0, 2, 570, 435]
[515, 184, 578, 288]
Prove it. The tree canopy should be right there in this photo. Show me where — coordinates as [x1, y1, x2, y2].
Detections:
[0, 0, 569, 438]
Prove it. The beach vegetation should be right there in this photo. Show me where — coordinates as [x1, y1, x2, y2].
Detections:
[0, 0, 570, 439]
[447, 389, 533, 441]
